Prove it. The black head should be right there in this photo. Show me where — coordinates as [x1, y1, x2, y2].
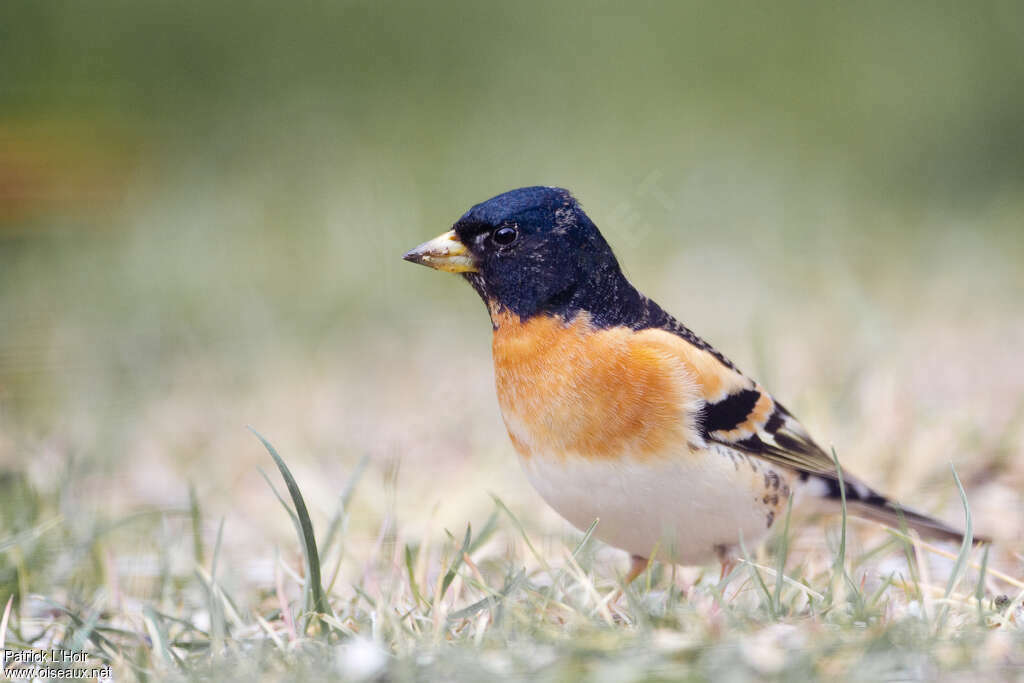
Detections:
[404, 186, 649, 325]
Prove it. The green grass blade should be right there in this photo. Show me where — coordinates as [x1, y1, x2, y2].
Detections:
[936, 463, 974, 632]
[319, 454, 369, 559]
[943, 463, 974, 600]
[41, 599, 120, 661]
[829, 447, 848, 575]
[352, 584, 376, 609]
[572, 518, 599, 559]
[258, 468, 312, 614]
[258, 468, 303, 530]
[210, 516, 225, 582]
[773, 494, 794, 614]
[490, 494, 549, 571]
[828, 447, 860, 604]
[866, 572, 899, 608]
[143, 605, 173, 668]
[249, 428, 330, 624]
[737, 531, 774, 615]
[66, 596, 103, 654]
[188, 482, 204, 567]
[439, 524, 472, 599]
[447, 567, 526, 622]
[467, 508, 501, 556]
[405, 544, 427, 608]
[195, 567, 226, 652]
[0, 517, 63, 554]
[975, 544, 990, 625]
[0, 595, 12, 650]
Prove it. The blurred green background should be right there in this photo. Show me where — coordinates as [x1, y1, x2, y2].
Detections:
[2, 1, 1023, 584]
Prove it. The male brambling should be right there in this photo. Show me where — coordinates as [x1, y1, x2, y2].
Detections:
[404, 186, 982, 582]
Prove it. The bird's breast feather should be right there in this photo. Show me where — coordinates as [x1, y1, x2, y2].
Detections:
[491, 312, 736, 460]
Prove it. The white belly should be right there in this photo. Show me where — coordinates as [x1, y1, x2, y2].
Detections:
[518, 445, 789, 565]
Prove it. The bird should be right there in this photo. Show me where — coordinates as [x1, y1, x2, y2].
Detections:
[403, 186, 983, 583]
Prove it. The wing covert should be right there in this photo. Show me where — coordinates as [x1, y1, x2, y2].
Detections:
[637, 325, 836, 475]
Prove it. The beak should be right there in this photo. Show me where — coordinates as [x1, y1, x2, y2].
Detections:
[402, 230, 478, 273]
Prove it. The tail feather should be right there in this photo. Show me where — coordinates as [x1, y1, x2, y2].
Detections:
[803, 472, 990, 545]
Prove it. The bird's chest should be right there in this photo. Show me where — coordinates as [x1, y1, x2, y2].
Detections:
[490, 313, 695, 461]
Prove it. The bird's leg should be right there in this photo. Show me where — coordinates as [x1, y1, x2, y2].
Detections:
[719, 558, 737, 580]
[715, 544, 737, 581]
[609, 555, 650, 615]
[624, 555, 650, 585]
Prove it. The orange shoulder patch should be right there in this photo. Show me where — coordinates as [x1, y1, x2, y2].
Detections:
[491, 312, 704, 460]
[628, 328, 752, 403]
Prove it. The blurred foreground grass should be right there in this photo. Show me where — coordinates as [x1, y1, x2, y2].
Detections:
[1, 432, 1023, 681]
[2, 1, 1024, 679]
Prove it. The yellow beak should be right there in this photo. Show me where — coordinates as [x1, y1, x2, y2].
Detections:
[402, 230, 478, 273]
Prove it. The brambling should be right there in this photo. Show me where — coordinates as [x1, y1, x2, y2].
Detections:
[404, 186, 982, 582]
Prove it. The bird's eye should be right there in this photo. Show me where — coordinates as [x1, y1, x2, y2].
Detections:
[492, 226, 518, 246]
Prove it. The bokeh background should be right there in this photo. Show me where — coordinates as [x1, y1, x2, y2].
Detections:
[2, 1, 1023, 606]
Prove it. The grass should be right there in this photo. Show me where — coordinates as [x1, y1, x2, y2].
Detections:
[0, 431, 1021, 682]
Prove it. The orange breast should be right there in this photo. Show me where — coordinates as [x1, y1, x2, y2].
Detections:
[491, 312, 704, 460]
